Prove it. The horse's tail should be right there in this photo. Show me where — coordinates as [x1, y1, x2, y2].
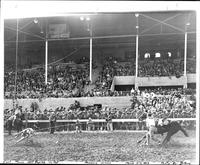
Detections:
[179, 125, 189, 137]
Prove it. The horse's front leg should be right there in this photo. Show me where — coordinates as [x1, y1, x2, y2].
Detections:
[162, 130, 177, 145]
[137, 134, 147, 144]
[162, 133, 170, 146]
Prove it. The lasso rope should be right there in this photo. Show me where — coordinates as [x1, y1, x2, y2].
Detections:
[34, 122, 86, 132]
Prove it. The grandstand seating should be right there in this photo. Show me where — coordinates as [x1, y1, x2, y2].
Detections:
[4, 55, 196, 99]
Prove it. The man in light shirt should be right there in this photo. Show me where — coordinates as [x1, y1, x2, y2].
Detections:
[131, 88, 135, 96]
[145, 113, 161, 145]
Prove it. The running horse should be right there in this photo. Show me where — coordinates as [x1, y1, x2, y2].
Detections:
[137, 113, 189, 145]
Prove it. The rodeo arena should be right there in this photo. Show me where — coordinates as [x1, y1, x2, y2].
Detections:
[2, 1, 200, 164]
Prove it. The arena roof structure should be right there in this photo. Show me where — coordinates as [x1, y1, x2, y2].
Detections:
[3, 1, 198, 56]
[3, 1, 198, 85]
[4, 11, 196, 48]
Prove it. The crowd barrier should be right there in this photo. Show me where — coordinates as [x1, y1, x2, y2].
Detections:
[21, 118, 196, 132]
[4, 94, 193, 112]
[4, 96, 132, 110]
[24, 118, 196, 123]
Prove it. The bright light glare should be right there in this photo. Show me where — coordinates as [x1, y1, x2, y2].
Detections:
[2, 1, 199, 19]
[155, 52, 161, 58]
[86, 17, 90, 21]
[144, 53, 150, 58]
[2, 1, 96, 19]
[80, 16, 84, 21]
[33, 18, 38, 24]
[168, 52, 172, 57]
[135, 13, 139, 17]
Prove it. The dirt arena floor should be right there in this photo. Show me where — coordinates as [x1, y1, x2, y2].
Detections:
[4, 130, 196, 163]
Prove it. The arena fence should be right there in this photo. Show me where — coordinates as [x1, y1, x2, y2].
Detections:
[20, 118, 196, 132]
[25, 118, 195, 123]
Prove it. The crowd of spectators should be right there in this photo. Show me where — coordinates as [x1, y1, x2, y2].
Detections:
[4, 63, 90, 99]
[4, 55, 196, 99]
[133, 90, 195, 118]
[4, 86, 196, 131]
[187, 58, 196, 74]
[92, 56, 135, 96]
[138, 58, 184, 77]
[4, 87, 196, 122]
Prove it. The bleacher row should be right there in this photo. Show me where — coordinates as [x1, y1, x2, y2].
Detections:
[4, 56, 196, 99]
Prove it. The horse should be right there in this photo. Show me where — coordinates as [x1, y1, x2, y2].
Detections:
[137, 113, 189, 145]
[5, 116, 24, 135]
[13, 117, 24, 132]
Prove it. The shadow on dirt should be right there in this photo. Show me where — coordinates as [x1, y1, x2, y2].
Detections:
[15, 140, 43, 148]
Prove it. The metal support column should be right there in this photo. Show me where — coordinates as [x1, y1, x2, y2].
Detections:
[183, 32, 188, 88]
[89, 37, 92, 83]
[135, 35, 139, 78]
[184, 32, 187, 76]
[89, 20, 93, 83]
[14, 19, 19, 100]
[135, 35, 139, 90]
[45, 40, 48, 85]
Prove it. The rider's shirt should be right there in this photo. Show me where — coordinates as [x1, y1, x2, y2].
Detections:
[158, 119, 163, 126]
[146, 117, 156, 127]
[15, 108, 21, 116]
[8, 115, 16, 121]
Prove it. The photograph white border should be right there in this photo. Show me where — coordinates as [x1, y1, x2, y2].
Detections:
[1, 1, 199, 164]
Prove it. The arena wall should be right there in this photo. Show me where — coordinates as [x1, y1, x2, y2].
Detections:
[4, 96, 132, 111]
[136, 76, 187, 87]
[113, 75, 192, 87]
[114, 76, 135, 85]
[187, 73, 196, 83]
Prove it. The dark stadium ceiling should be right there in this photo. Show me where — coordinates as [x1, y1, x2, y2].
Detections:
[4, 11, 196, 49]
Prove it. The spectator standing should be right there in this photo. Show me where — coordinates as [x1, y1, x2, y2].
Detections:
[49, 111, 57, 134]
[131, 88, 135, 96]
[106, 113, 113, 131]
[75, 118, 81, 133]
[87, 117, 94, 131]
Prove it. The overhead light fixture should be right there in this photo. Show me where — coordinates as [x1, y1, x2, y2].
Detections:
[186, 22, 190, 26]
[135, 13, 139, 17]
[80, 16, 84, 21]
[34, 18, 38, 24]
[136, 26, 139, 29]
[86, 17, 90, 21]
